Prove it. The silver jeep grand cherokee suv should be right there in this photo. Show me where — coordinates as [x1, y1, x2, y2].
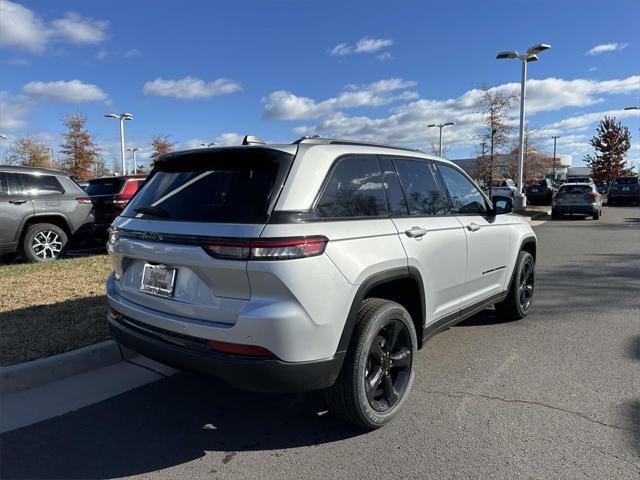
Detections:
[107, 136, 537, 429]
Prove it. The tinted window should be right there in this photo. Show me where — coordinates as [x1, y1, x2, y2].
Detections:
[379, 158, 408, 216]
[613, 177, 639, 185]
[316, 156, 387, 218]
[18, 173, 64, 194]
[437, 164, 488, 214]
[124, 149, 291, 223]
[0, 173, 7, 195]
[394, 159, 447, 216]
[560, 185, 592, 194]
[86, 179, 125, 196]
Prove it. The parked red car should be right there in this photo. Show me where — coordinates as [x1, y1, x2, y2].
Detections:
[85, 175, 146, 233]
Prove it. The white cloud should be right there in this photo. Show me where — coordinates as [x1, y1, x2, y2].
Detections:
[0, 1, 109, 53]
[263, 78, 418, 120]
[377, 52, 393, 62]
[0, 91, 29, 130]
[288, 75, 640, 156]
[586, 42, 628, 55]
[49, 12, 109, 44]
[22, 80, 108, 102]
[142, 77, 242, 100]
[214, 132, 245, 146]
[124, 48, 142, 58]
[96, 49, 108, 60]
[330, 37, 394, 56]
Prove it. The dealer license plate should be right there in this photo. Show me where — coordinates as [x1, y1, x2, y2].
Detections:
[140, 263, 176, 297]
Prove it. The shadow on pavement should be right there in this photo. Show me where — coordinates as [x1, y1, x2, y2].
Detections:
[0, 372, 362, 479]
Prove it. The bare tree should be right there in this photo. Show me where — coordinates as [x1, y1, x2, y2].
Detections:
[59, 113, 100, 179]
[5, 137, 51, 168]
[474, 87, 516, 194]
[508, 127, 551, 185]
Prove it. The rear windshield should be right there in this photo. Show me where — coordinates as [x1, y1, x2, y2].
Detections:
[123, 148, 293, 223]
[560, 185, 592, 194]
[86, 179, 125, 196]
[613, 177, 639, 185]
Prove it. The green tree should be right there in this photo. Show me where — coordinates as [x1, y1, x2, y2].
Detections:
[59, 113, 100, 179]
[584, 116, 632, 183]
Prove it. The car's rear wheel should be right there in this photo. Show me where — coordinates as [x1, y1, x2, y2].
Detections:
[22, 223, 68, 262]
[551, 209, 560, 219]
[593, 210, 600, 220]
[324, 298, 417, 430]
[495, 251, 535, 321]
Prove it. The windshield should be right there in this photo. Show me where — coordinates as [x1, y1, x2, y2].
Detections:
[613, 177, 639, 185]
[86, 179, 125, 196]
[123, 148, 293, 223]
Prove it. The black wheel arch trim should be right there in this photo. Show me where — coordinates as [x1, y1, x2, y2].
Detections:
[336, 266, 426, 354]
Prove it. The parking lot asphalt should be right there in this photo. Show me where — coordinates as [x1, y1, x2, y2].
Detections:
[1, 205, 639, 480]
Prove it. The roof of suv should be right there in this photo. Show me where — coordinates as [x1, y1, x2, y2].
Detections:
[89, 174, 147, 182]
[0, 165, 70, 176]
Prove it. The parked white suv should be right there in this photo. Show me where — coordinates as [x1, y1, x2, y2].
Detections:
[106, 137, 537, 429]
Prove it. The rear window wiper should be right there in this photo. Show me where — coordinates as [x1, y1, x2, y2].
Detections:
[134, 206, 170, 218]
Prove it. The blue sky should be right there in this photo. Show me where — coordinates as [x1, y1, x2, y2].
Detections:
[1, 0, 639, 171]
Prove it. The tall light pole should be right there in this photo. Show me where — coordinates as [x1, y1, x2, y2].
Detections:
[497, 43, 551, 210]
[427, 122, 455, 156]
[127, 147, 140, 174]
[551, 135, 559, 181]
[104, 113, 133, 175]
[46, 146, 54, 166]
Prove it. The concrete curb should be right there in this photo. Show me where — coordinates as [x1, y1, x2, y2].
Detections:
[0, 340, 123, 394]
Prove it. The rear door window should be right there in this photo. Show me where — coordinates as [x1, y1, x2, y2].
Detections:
[86, 179, 125, 196]
[124, 148, 292, 223]
[18, 174, 64, 195]
[315, 156, 387, 218]
[394, 159, 447, 216]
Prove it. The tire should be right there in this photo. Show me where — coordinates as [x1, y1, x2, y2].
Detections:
[593, 210, 600, 220]
[551, 209, 559, 220]
[495, 251, 535, 321]
[324, 298, 417, 430]
[22, 223, 68, 262]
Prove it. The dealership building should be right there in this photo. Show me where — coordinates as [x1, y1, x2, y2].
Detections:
[451, 153, 573, 180]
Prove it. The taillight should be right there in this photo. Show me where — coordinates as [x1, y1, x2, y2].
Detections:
[587, 192, 598, 200]
[207, 340, 275, 358]
[202, 236, 328, 261]
[76, 197, 92, 204]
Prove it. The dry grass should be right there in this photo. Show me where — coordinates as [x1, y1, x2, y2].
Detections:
[0, 255, 113, 366]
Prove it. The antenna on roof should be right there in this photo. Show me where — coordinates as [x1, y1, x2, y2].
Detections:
[242, 135, 265, 145]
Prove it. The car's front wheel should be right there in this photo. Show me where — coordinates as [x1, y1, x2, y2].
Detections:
[495, 251, 535, 321]
[22, 223, 68, 262]
[324, 298, 417, 430]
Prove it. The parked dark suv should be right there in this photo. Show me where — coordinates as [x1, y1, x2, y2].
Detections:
[0, 166, 94, 262]
[85, 175, 146, 234]
[608, 176, 640, 205]
[526, 178, 554, 205]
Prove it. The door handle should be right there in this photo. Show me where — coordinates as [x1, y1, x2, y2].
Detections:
[466, 222, 480, 232]
[405, 227, 427, 238]
[8, 199, 27, 205]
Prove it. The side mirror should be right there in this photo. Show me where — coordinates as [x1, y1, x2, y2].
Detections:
[492, 195, 513, 215]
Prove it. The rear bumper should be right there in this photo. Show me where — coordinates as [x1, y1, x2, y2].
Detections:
[608, 192, 640, 202]
[553, 204, 598, 215]
[109, 312, 344, 393]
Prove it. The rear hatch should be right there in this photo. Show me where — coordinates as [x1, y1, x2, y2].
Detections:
[108, 146, 296, 324]
[555, 184, 596, 205]
[610, 177, 639, 194]
[86, 178, 126, 224]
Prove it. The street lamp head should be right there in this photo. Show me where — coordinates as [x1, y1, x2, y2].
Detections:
[527, 43, 551, 54]
[443, 122, 456, 127]
[427, 124, 437, 128]
[104, 113, 119, 119]
[0, 134, 8, 140]
[624, 106, 640, 110]
[496, 50, 518, 59]
[525, 54, 539, 62]
[122, 113, 133, 121]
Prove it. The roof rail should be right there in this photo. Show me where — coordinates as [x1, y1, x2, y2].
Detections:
[292, 136, 422, 153]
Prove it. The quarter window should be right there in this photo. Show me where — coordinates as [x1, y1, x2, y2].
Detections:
[394, 159, 447, 216]
[436, 164, 487, 215]
[18, 174, 64, 195]
[316, 156, 387, 218]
